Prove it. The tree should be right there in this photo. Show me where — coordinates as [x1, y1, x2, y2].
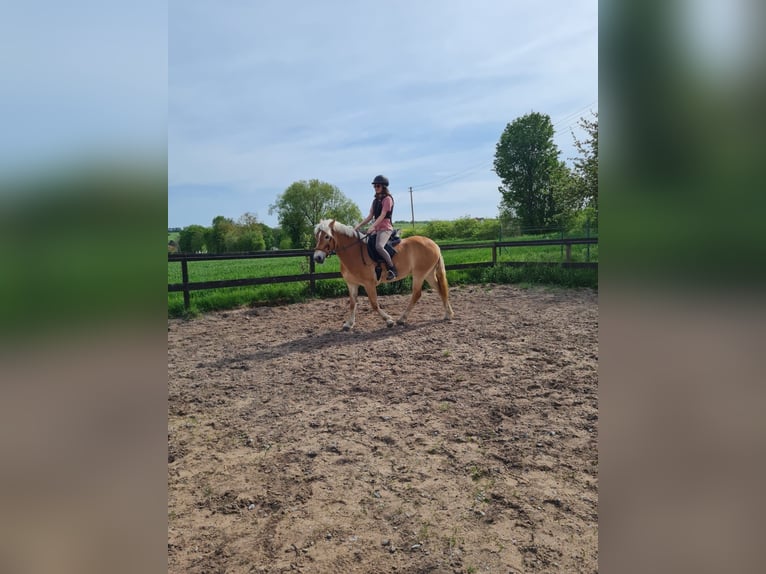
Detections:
[494, 112, 562, 232]
[259, 223, 275, 250]
[178, 224, 208, 253]
[231, 212, 266, 252]
[201, 213, 269, 253]
[549, 160, 580, 229]
[206, 215, 236, 254]
[269, 179, 362, 248]
[571, 112, 598, 218]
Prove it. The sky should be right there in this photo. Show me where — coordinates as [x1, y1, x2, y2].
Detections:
[169, 0, 598, 228]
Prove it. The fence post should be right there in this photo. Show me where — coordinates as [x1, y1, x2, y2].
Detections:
[492, 244, 497, 266]
[309, 255, 315, 295]
[586, 218, 591, 262]
[560, 228, 564, 261]
[181, 259, 190, 310]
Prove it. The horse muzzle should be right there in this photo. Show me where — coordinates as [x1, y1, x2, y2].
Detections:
[313, 250, 326, 264]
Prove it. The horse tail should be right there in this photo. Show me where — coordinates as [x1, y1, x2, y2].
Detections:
[434, 252, 455, 320]
[434, 252, 450, 301]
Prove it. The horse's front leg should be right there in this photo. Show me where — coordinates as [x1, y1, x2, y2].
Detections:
[364, 282, 395, 328]
[343, 283, 360, 331]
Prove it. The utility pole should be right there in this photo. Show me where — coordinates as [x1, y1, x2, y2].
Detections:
[409, 186, 415, 230]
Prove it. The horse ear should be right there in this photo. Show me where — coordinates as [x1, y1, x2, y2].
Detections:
[329, 220, 336, 230]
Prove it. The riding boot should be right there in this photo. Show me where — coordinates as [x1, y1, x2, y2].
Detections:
[386, 264, 397, 280]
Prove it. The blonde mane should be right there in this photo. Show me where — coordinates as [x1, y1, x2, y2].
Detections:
[315, 219, 357, 238]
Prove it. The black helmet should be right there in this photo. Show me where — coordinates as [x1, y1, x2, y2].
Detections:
[371, 175, 389, 187]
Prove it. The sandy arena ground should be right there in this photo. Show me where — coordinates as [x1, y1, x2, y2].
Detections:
[168, 284, 598, 573]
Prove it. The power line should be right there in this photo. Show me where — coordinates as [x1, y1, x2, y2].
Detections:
[411, 158, 494, 191]
[553, 101, 598, 131]
[409, 101, 598, 193]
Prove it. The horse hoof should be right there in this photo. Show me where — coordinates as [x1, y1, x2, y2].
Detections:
[396, 318, 406, 325]
[386, 320, 395, 328]
[342, 324, 351, 331]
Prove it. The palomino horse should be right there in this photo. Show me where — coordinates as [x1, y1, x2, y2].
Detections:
[313, 219, 454, 330]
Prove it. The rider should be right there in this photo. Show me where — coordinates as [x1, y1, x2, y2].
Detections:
[355, 175, 397, 280]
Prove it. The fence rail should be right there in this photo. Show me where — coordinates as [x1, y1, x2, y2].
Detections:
[168, 237, 598, 310]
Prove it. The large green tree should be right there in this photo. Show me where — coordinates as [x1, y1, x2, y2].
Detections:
[228, 212, 266, 252]
[571, 112, 598, 217]
[494, 112, 562, 232]
[269, 179, 362, 248]
[206, 215, 236, 254]
[178, 224, 207, 253]
[549, 160, 580, 229]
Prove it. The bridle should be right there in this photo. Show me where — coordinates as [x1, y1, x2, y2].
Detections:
[316, 229, 371, 264]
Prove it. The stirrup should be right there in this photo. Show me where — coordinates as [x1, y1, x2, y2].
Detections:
[386, 267, 397, 280]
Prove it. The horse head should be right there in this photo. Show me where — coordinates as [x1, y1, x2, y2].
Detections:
[312, 219, 337, 264]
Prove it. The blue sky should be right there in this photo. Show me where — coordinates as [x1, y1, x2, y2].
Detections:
[169, 0, 597, 228]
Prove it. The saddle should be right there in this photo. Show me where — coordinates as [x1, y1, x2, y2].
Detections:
[366, 230, 402, 279]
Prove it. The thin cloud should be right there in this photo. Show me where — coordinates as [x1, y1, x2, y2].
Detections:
[169, 0, 598, 227]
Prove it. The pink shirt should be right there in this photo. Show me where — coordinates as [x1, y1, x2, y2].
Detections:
[371, 195, 394, 232]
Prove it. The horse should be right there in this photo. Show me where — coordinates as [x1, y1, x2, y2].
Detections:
[312, 219, 454, 330]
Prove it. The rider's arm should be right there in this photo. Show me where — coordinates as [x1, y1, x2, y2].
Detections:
[355, 204, 374, 230]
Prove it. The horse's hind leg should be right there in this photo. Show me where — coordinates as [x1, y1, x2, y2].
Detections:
[365, 283, 395, 328]
[432, 258, 454, 320]
[343, 283, 360, 331]
[397, 275, 425, 325]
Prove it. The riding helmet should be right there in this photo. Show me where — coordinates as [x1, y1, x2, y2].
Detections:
[371, 175, 389, 187]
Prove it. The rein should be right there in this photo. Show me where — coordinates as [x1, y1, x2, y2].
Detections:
[328, 230, 370, 265]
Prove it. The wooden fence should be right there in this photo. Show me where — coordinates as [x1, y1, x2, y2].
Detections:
[168, 237, 598, 310]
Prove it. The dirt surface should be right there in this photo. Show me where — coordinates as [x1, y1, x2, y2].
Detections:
[168, 284, 598, 573]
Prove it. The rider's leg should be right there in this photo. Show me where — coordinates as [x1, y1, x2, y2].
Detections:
[375, 230, 397, 279]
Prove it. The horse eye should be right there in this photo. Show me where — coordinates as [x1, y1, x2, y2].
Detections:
[325, 234, 331, 240]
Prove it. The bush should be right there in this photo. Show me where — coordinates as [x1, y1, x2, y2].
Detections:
[567, 207, 598, 236]
[423, 220, 453, 240]
[451, 216, 479, 239]
[402, 218, 501, 241]
[480, 264, 597, 288]
[474, 219, 500, 240]
[225, 229, 266, 252]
